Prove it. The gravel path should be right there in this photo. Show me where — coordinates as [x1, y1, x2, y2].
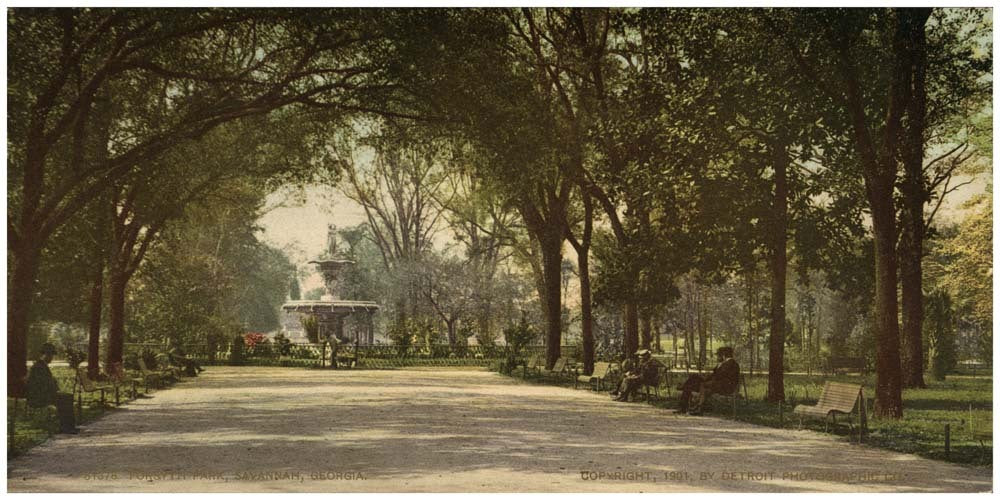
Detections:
[6, 366, 992, 492]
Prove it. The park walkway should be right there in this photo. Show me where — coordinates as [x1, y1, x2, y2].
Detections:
[7, 366, 991, 492]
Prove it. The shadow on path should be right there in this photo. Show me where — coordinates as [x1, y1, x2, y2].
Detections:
[7, 367, 992, 492]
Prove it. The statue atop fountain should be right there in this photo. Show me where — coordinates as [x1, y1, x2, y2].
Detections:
[308, 224, 354, 301]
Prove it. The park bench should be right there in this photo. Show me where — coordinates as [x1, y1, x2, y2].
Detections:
[794, 381, 867, 441]
[706, 372, 750, 417]
[575, 362, 616, 391]
[74, 367, 113, 416]
[639, 360, 668, 401]
[521, 355, 543, 377]
[825, 357, 866, 376]
[541, 357, 570, 378]
[106, 362, 143, 401]
[155, 353, 185, 378]
[334, 345, 358, 368]
[138, 358, 174, 389]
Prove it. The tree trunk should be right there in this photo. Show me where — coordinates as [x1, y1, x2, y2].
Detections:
[745, 270, 755, 376]
[540, 233, 563, 369]
[7, 241, 41, 396]
[578, 245, 594, 375]
[899, 194, 926, 388]
[697, 294, 707, 370]
[767, 147, 789, 403]
[654, 318, 662, 353]
[87, 260, 105, 379]
[623, 302, 639, 359]
[899, 8, 931, 390]
[871, 191, 904, 418]
[107, 264, 128, 367]
[446, 319, 457, 347]
[640, 308, 652, 350]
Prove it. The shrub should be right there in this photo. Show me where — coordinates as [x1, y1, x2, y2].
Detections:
[65, 347, 86, 369]
[122, 353, 139, 370]
[926, 290, 957, 380]
[139, 348, 159, 370]
[301, 316, 319, 344]
[244, 332, 268, 349]
[273, 333, 292, 356]
[503, 317, 539, 367]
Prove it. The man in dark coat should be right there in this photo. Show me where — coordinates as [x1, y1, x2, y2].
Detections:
[611, 349, 659, 402]
[676, 346, 740, 415]
[25, 343, 79, 434]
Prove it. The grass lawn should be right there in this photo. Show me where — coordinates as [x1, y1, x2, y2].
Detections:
[7, 366, 158, 459]
[512, 365, 992, 467]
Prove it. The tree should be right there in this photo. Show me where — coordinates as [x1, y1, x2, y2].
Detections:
[335, 123, 448, 328]
[7, 8, 391, 393]
[418, 252, 474, 346]
[768, 8, 934, 418]
[289, 277, 302, 301]
[433, 164, 524, 348]
[897, 9, 990, 388]
[925, 289, 956, 380]
[103, 111, 318, 366]
[127, 179, 296, 347]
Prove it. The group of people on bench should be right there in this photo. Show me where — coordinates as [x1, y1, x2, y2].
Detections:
[610, 345, 740, 416]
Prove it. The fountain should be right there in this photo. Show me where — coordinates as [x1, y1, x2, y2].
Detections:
[280, 225, 379, 344]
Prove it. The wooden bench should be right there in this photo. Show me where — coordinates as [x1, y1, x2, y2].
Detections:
[107, 362, 142, 402]
[708, 372, 750, 417]
[334, 345, 358, 368]
[541, 357, 570, 378]
[74, 367, 113, 417]
[639, 360, 667, 401]
[794, 381, 867, 441]
[138, 358, 174, 389]
[575, 362, 616, 391]
[521, 355, 543, 377]
[825, 357, 866, 376]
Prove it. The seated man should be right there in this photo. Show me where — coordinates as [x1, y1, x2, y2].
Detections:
[611, 349, 659, 402]
[25, 343, 79, 434]
[676, 346, 740, 415]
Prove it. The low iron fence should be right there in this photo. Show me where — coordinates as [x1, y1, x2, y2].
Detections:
[103, 342, 586, 370]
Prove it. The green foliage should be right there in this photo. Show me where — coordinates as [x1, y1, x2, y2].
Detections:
[127, 176, 296, 345]
[300, 316, 320, 344]
[273, 333, 293, 356]
[289, 278, 301, 301]
[503, 318, 539, 360]
[139, 348, 159, 370]
[926, 290, 957, 380]
[387, 320, 414, 348]
[25, 325, 51, 362]
[64, 348, 86, 370]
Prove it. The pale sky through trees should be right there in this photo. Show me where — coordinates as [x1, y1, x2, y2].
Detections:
[257, 170, 989, 298]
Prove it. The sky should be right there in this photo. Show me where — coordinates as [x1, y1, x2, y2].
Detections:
[257, 184, 368, 292]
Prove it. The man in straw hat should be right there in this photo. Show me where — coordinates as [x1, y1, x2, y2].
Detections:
[611, 349, 659, 402]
